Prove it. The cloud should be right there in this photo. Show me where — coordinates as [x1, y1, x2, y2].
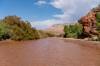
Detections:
[35, 0, 47, 6]
[50, 0, 100, 21]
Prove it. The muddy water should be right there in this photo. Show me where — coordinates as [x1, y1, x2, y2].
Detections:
[0, 37, 100, 66]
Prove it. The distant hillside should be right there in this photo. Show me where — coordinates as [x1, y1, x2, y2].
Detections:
[48, 24, 64, 33]
[44, 24, 66, 37]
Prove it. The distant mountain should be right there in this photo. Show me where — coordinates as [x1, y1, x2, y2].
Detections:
[44, 24, 65, 36]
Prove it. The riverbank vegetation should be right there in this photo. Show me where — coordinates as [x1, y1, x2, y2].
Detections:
[64, 23, 100, 41]
[0, 16, 55, 41]
[64, 23, 82, 38]
[0, 16, 41, 40]
[96, 12, 100, 41]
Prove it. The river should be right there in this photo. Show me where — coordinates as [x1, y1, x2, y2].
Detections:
[0, 37, 100, 66]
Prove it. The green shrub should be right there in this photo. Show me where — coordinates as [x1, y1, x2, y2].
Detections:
[64, 23, 82, 38]
[0, 22, 11, 40]
[0, 16, 40, 41]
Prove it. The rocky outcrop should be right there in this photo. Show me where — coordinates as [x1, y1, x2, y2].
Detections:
[78, 5, 100, 38]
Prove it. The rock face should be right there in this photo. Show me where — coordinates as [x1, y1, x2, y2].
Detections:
[78, 5, 100, 37]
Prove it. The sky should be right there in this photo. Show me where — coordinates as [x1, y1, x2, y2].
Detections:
[0, 0, 100, 29]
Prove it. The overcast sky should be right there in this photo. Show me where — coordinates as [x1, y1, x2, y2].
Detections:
[0, 0, 100, 29]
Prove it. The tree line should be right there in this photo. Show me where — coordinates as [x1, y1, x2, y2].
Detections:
[0, 16, 53, 41]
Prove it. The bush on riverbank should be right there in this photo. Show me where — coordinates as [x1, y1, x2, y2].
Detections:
[64, 23, 82, 38]
[0, 22, 11, 40]
[96, 12, 100, 33]
[96, 11, 100, 41]
[0, 16, 40, 41]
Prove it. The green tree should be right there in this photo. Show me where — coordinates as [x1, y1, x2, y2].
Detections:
[64, 25, 69, 37]
[0, 16, 40, 41]
[0, 21, 11, 40]
[64, 24, 82, 38]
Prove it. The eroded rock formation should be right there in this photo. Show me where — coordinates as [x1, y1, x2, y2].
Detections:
[78, 5, 100, 38]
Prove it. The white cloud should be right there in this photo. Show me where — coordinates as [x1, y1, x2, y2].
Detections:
[50, 0, 100, 21]
[35, 0, 47, 6]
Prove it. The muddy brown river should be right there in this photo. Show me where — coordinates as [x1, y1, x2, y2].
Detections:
[0, 37, 100, 66]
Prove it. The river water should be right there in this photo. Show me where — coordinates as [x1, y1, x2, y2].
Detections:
[0, 37, 100, 66]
